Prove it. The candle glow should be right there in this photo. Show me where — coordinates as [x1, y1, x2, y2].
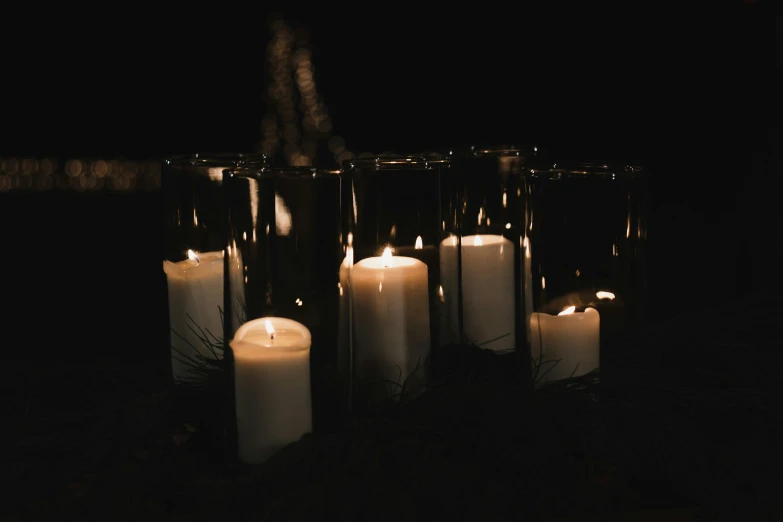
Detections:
[381, 247, 393, 267]
[265, 319, 276, 339]
[558, 305, 576, 316]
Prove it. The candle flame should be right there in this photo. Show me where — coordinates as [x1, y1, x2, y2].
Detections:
[473, 236, 483, 246]
[505, 223, 511, 229]
[415, 236, 423, 249]
[596, 291, 615, 300]
[243, 231, 247, 241]
[344, 246, 354, 267]
[381, 247, 392, 267]
[187, 249, 200, 264]
[558, 306, 576, 316]
[265, 319, 276, 340]
[193, 209, 198, 226]
[502, 191, 507, 208]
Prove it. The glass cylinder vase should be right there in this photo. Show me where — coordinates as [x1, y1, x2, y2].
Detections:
[445, 147, 530, 352]
[523, 161, 647, 386]
[341, 155, 454, 410]
[162, 153, 269, 385]
[224, 166, 344, 437]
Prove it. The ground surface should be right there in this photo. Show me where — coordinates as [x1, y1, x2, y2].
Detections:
[3, 295, 777, 522]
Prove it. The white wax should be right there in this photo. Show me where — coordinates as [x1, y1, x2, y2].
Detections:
[163, 251, 224, 383]
[230, 317, 312, 465]
[351, 255, 430, 395]
[529, 307, 600, 382]
[439, 235, 515, 352]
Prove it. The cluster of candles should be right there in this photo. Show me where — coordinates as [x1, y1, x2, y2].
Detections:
[343, 233, 604, 387]
[164, 228, 607, 464]
[164, 248, 312, 464]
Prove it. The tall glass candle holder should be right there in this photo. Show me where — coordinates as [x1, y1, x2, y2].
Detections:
[162, 153, 269, 385]
[341, 155, 453, 409]
[523, 161, 647, 386]
[224, 166, 344, 435]
[444, 147, 529, 356]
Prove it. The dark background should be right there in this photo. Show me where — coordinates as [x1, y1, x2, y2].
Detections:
[1, 4, 780, 372]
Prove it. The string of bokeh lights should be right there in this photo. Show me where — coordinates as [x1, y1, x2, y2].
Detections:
[260, 19, 354, 168]
[0, 157, 161, 193]
[1, 19, 356, 194]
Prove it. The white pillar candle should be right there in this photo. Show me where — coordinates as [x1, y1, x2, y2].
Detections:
[529, 306, 600, 382]
[163, 250, 224, 382]
[230, 317, 312, 465]
[439, 235, 515, 352]
[351, 247, 430, 395]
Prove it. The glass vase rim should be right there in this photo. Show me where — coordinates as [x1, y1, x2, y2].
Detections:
[343, 154, 443, 170]
[227, 166, 342, 178]
[164, 152, 270, 168]
[448, 145, 529, 158]
[528, 161, 644, 178]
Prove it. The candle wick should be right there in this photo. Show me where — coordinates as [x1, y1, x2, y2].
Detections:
[187, 249, 200, 265]
[270, 332, 276, 340]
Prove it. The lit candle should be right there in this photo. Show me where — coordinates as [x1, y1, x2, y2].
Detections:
[439, 235, 515, 352]
[163, 250, 224, 383]
[529, 306, 600, 382]
[351, 247, 430, 396]
[230, 317, 312, 465]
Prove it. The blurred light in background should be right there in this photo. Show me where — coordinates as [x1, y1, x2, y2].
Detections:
[0, 156, 161, 193]
[259, 18, 350, 168]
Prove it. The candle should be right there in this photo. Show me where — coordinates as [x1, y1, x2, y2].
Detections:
[439, 235, 515, 352]
[529, 306, 600, 383]
[351, 247, 430, 396]
[163, 250, 224, 383]
[230, 317, 312, 465]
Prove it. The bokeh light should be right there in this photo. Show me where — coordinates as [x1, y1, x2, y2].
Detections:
[259, 18, 344, 169]
[0, 156, 162, 193]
